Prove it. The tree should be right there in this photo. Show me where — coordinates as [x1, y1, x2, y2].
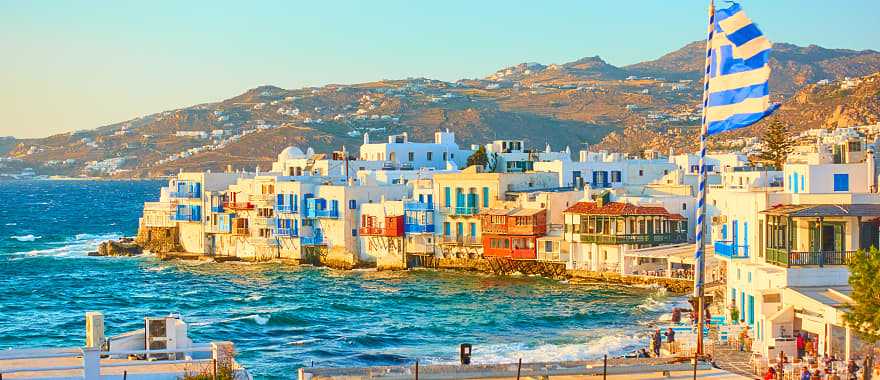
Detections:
[756, 120, 794, 170]
[843, 247, 880, 344]
[467, 145, 489, 168]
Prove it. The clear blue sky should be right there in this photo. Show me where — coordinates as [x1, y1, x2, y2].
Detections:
[1, 0, 877, 138]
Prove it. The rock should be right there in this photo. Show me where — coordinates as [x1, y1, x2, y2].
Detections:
[97, 240, 143, 257]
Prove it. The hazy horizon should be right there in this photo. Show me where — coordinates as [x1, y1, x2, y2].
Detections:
[2, 0, 878, 139]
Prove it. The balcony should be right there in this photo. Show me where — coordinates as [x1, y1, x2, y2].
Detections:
[233, 227, 250, 236]
[170, 213, 199, 222]
[223, 202, 254, 210]
[438, 235, 481, 246]
[404, 202, 434, 211]
[301, 234, 325, 246]
[483, 223, 546, 236]
[305, 208, 339, 219]
[449, 206, 479, 216]
[578, 232, 687, 245]
[275, 204, 296, 214]
[271, 228, 298, 238]
[405, 224, 435, 234]
[359, 226, 384, 236]
[713, 241, 749, 259]
[766, 248, 859, 267]
[170, 190, 200, 199]
[210, 205, 224, 213]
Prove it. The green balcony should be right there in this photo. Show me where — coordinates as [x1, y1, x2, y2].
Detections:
[578, 232, 687, 245]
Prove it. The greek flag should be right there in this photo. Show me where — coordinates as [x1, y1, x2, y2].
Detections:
[705, 2, 779, 135]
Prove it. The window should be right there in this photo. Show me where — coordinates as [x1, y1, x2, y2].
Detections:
[442, 152, 448, 161]
[482, 187, 489, 208]
[408, 152, 414, 161]
[349, 200, 357, 209]
[544, 241, 553, 253]
[352, 229, 357, 237]
[611, 171, 622, 182]
[639, 169, 644, 176]
[427, 152, 433, 161]
[833, 173, 849, 191]
[443, 222, 450, 236]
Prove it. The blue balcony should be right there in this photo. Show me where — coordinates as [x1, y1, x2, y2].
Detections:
[305, 208, 339, 219]
[404, 202, 434, 211]
[170, 190, 200, 199]
[171, 213, 200, 222]
[210, 205, 224, 213]
[714, 241, 749, 259]
[301, 232, 325, 246]
[405, 224, 435, 234]
[272, 227, 299, 238]
[275, 204, 297, 214]
[452, 206, 479, 216]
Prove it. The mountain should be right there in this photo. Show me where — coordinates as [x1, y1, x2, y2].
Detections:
[626, 42, 880, 96]
[3, 41, 879, 178]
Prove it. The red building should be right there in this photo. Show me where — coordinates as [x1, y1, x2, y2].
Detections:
[480, 208, 547, 260]
[359, 215, 404, 237]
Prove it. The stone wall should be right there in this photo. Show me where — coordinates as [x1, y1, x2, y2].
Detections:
[568, 270, 694, 294]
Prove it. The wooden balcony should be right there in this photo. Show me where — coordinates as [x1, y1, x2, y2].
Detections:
[766, 248, 859, 267]
[578, 232, 687, 245]
[223, 202, 254, 210]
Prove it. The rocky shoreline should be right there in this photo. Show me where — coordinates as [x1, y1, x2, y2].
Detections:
[97, 235, 694, 294]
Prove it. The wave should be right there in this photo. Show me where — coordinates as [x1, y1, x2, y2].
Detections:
[287, 338, 320, 346]
[190, 313, 270, 327]
[5, 222, 17, 226]
[11, 234, 41, 242]
[441, 333, 645, 365]
[7, 232, 120, 258]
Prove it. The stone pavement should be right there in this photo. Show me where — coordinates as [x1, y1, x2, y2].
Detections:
[712, 345, 758, 379]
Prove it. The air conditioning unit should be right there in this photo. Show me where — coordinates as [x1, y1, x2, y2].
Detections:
[711, 215, 727, 225]
[145, 316, 187, 360]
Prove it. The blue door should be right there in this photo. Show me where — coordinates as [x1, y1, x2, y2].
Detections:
[456, 222, 463, 237]
[470, 222, 477, 237]
[740, 292, 745, 321]
[748, 295, 755, 325]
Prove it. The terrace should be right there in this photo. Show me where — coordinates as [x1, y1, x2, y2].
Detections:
[761, 203, 880, 267]
[713, 241, 749, 259]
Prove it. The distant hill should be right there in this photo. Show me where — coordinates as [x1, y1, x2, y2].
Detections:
[3, 41, 879, 178]
[626, 42, 880, 96]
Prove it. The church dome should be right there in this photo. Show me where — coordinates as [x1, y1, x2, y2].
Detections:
[278, 146, 305, 160]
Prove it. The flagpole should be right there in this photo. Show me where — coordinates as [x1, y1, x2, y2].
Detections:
[694, 0, 715, 358]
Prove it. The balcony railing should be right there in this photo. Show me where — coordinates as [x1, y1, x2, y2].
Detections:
[446, 206, 478, 216]
[233, 227, 250, 236]
[170, 190, 200, 199]
[405, 224, 435, 234]
[271, 228, 298, 237]
[170, 213, 199, 222]
[438, 235, 481, 246]
[578, 232, 687, 245]
[301, 234, 325, 246]
[766, 248, 859, 267]
[404, 202, 434, 211]
[714, 241, 749, 259]
[275, 204, 296, 214]
[210, 205, 224, 213]
[223, 202, 254, 210]
[482, 224, 547, 236]
[359, 226, 384, 236]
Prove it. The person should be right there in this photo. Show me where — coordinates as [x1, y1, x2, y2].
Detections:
[797, 333, 806, 359]
[739, 326, 750, 352]
[637, 348, 649, 358]
[671, 307, 682, 324]
[846, 359, 859, 380]
[800, 367, 812, 380]
[812, 369, 821, 379]
[763, 367, 776, 380]
[664, 327, 676, 354]
[652, 328, 662, 357]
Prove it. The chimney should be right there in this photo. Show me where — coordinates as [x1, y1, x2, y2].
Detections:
[363, 132, 370, 144]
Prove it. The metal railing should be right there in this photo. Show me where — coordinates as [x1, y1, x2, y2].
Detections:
[169, 190, 200, 199]
[271, 228, 298, 237]
[358, 226, 385, 236]
[275, 204, 296, 213]
[713, 241, 749, 259]
[223, 201, 254, 210]
[301, 234, 325, 246]
[766, 248, 859, 267]
[404, 202, 434, 211]
[233, 227, 250, 236]
[578, 232, 687, 245]
[438, 235, 481, 246]
[405, 224, 435, 234]
[170, 213, 200, 222]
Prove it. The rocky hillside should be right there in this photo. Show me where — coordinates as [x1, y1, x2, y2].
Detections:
[3, 41, 878, 178]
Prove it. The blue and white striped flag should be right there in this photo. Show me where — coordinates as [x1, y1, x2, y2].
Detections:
[705, 2, 779, 135]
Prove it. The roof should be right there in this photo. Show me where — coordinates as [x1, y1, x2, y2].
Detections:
[787, 286, 854, 309]
[760, 204, 880, 217]
[564, 201, 685, 220]
[480, 208, 543, 217]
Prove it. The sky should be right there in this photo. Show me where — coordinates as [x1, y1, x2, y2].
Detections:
[1, 1, 878, 139]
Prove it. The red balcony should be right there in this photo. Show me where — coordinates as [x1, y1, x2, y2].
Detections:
[482, 235, 537, 260]
[359, 216, 404, 237]
[224, 202, 255, 210]
[480, 209, 547, 236]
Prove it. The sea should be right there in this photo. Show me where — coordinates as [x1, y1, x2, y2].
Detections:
[0, 180, 687, 379]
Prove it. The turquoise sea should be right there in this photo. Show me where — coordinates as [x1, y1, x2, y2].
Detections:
[0, 180, 683, 379]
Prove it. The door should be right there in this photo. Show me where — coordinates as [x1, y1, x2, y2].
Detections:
[748, 295, 755, 325]
[456, 222, 463, 238]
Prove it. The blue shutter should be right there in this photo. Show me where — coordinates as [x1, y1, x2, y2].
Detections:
[444, 187, 451, 207]
[833, 174, 849, 191]
[470, 222, 477, 236]
[276, 194, 283, 206]
[427, 194, 433, 207]
[293, 194, 298, 211]
[331, 199, 339, 211]
[721, 225, 728, 240]
[482, 187, 489, 208]
[732, 220, 738, 248]
[743, 222, 749, 256]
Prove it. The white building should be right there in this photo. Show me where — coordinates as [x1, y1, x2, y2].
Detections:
[359, 130, 472, 170]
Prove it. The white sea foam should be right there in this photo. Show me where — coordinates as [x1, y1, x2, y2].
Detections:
[5, 223, 17, 226]
[11, 234, 41, 242]
[287, 338, 319, 346]
[245, 293, 264, 302]
[9, 232, 120, 258]
[442, 332, 645, 365]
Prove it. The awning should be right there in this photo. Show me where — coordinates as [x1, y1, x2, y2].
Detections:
[625, 243, 717, 266]
[760, 204, 880, 217]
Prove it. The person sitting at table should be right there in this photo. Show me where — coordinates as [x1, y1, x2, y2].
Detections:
[846, 359, 859, 380]
[763, 366, 776, 380]
[797, 332, 806, 359]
